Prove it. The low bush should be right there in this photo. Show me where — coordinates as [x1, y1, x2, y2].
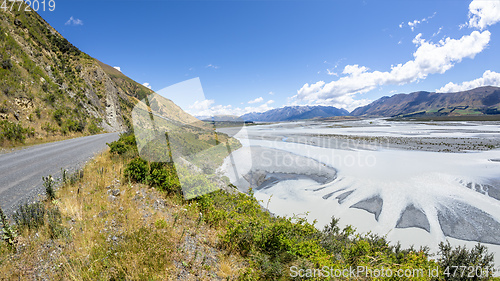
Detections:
[438, 241, 495, 280]
[0, 120, 33, 143]
[0, 206, 17, 251]
[13, 202, 45, 231]
[87, 121, 101, 134]
[148, 162, 181, 194]
[62, 119, 85, 133]
[107, 132, 138, 156]
[1, 59, 12, 70]
[124, 157, 148, 183]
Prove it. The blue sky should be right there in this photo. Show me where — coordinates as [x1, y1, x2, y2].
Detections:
[39, 0, 500, 115]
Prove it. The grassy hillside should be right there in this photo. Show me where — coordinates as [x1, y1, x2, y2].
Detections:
[0, 6, 195, 149]
[351, 86, 500, 117]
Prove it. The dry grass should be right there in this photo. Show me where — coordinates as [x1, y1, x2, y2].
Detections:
[0, 150, 245, 280]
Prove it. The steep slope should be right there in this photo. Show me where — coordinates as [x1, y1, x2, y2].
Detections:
[351, 86, 500, 117]
[241, 105, 349, 122]
[0, 6, 195, 146]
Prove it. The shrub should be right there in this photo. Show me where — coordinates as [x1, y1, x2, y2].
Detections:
[108, 133, 138, 156]
[1, 59, 12, 70]
[0, 205, 17, 250]
[13, 202, 46, 231]
[0, 120, 30, 143]
[88, 121, 100, 134]
[148, 163, 181, 194]
[62, 119, 85, 133]
[438, 241, 495, 280]
[42, 122, 57, 135]
[52, 109, 64, 126]
[124, 157, 148, 183]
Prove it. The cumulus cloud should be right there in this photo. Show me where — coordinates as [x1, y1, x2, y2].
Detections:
[142, 82, 151, 89]
[187, 97, 274, 116]
[288, 94, 371, 112]
[269, 91, 275, 95]
[248, 97, 264, 104]
[187, 99, 275, 117]
[468, 0, 500, 29]
[293, 30, 491, 111]
[436, 70, 500, 93]
[113, 66, 121, 72]
[65, 16, 83, 26]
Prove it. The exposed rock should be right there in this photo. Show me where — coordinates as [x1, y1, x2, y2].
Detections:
[14, 97, 34, 110]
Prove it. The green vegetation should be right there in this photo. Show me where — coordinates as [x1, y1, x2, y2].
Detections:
[0, 206, 18, 251]
[107, 133, 498, 280]
[0, 120, 34, 143]
[1, 130, 498, 280]
[0, 5, 157, 148]
[13, 202, 46, 231]
[43, 175, 56, 201]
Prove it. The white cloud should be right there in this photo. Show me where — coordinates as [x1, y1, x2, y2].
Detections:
[293, 30, 491, 111]
[468, 0, 500, 29]
[326, 68, 338, 76]
[268, 91, 275, 95]
[248, 97, 264, 104]
[188, 99, 274, 117]
[142, 82, 151, 89]
[113, 66, 121, 72]
[65, 16, 83, 26]
[206, 64, 219, 69]
[406, 12, 436, 31]
[408, 19, 421, 31]
[432, 27, 443, 37]
[399, 22, 404, 28]
[436, 70, 500, 93]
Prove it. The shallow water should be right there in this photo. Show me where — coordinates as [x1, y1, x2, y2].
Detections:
[219, 119, 500, 260]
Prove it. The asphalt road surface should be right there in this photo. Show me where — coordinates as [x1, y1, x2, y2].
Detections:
[0, 132, 120, 214]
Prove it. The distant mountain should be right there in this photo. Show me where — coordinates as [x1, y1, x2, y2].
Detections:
[350, 86, 500, 117]
[240, 105, 349, 122]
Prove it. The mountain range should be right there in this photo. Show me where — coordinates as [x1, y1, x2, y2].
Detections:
[350, 86, 500, 117]
[2, 5, 499, 142]
[240, 105, 349, 122]
[238, 86, 500, 121]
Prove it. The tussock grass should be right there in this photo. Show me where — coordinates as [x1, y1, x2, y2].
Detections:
[0, 150, 239, 280]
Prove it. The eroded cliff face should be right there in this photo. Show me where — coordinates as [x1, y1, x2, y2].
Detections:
[0, 5, 153, 142]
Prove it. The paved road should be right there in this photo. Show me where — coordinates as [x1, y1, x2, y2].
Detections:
[0, 132, 120, 214]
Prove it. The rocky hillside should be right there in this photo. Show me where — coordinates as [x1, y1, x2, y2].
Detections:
[0, 6, 194, 146]
[241, 105, 349, 122]
[351, 86, 500, 117]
